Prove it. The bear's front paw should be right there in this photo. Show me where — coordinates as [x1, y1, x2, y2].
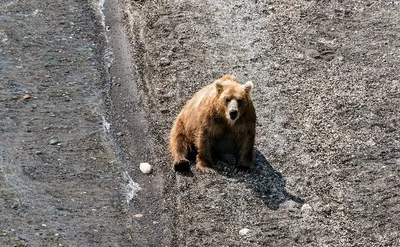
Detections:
[174, 159, 190, 172]
[196, 161, 216, 174]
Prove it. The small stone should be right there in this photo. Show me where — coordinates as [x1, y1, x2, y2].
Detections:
[42, 224, 47, 227]
[17, 240, 28, 247]
[49, 139, 59, 145]
[117, 132, 124, 136]
[294, 53, 305, 60]
[23, 94, 31, 99]
[159, 57, 171, 66]
[43, 126, 50, 131]
[160, 109, 170, 114]
[282, 200, 298, 212]
[321, 204, 333, 215]
[11, 201, 19, 210]
[35, 151, 43, 155]
[301, 203, 313, 213]
[133, 214, 143, 218]
[139, 163, 152, 174]
[239, 228, 250, 236]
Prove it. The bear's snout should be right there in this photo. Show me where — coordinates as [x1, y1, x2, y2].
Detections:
[227, 100, 239, 121]
[229, 109, 238, 120]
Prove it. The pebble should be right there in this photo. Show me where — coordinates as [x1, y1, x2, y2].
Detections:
[321, 204, 333, 215]
[140, 162, 152, 174]
[239, 228, 250, 236]
[159, 57, 171, 66]
[160, 109, 170, 114]
[49, 139, 59, 145]
[294, 53, 305, 60]
[11, 201, 19, 210]
[301, 203, 313, 213]
[17, 240, 28, 247]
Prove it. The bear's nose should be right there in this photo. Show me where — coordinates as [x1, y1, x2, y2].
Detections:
[229, 110, 238, 120]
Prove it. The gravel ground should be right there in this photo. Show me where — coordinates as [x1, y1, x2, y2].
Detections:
[1, 0, 399, 246]
[0, 0, 132, 245]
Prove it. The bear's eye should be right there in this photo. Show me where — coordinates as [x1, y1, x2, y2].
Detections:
[237, 99, 243, 105]
[225, 98, 231, 104]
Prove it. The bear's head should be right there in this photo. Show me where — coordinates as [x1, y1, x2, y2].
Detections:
[215, 76, 253, 124]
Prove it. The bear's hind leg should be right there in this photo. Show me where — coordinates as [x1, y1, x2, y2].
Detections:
[170, 119, 191, 171]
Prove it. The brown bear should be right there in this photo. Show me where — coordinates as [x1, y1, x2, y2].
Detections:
[169, 74, 256, 173]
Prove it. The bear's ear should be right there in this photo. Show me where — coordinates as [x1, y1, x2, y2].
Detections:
[215, 81, 224, 94]
[244, 81, 253, 95]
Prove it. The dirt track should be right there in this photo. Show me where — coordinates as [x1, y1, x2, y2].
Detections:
[1, 0, 400, 246]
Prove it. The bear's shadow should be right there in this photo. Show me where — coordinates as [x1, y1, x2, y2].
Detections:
[179, 149, 304, 210]
[228, 149, 303, 210]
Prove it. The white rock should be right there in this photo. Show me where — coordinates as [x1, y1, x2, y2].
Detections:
[140, 162, 152, 174]
[301, 203, 313, 213]
[239, 228, 250, 236]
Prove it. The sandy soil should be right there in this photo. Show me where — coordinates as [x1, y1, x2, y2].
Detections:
[1, 0, 399, 246]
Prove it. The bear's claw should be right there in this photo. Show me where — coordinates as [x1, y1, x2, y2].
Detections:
[196, 162, 216, 173]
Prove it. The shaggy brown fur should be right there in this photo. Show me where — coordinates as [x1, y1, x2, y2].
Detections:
[169, 75, 256, 173]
